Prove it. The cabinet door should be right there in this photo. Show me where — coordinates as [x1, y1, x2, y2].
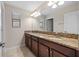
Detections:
[50, 49, 65, 57]
[53, 51, 66, 57]
[25, 34, 29, 47]
[28, 38, 31, 49]
[25, 34, 31, 49]
[76, 50, 79, 57]
[32, 40, 38, 56]
[39, 43, 50, 57]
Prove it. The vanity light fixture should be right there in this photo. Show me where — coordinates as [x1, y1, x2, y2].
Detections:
[58, 1, 64, 5]
[52, 4, 57, 8]
[34, 12, 41, 17]
[48, 1, 54, 6]
[31, 11, 37, 16]
[31, 11, 41, 17]
[48, 1, 58, 6]
[53, 1, 58, 3]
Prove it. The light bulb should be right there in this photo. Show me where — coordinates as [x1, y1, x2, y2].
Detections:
[58, 1, 64, 5]
[48, 1, 54, 6]
[52, 4, 57, 8]
[31, 11, 41, 17]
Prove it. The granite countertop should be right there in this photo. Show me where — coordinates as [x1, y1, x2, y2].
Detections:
[25, 32, 79, 51]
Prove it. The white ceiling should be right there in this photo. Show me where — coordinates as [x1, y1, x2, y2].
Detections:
[5, 1, 45, 12]
[5, 1, 79, 17]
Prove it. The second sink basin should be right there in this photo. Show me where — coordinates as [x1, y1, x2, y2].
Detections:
[49, 37, 62, 40]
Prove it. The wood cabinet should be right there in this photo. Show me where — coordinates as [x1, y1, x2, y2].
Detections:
[53, 51, 65, 57]
[25, 33, 32, 49]
[25, 33, 29, 47]
[76, 50, 79, 57]
[31, 36, 38, 56]
[25, 33, 78, 57]
[50, 49, 65, 57]
[39, 42, 50, 57]
[28, 35, 31, 49]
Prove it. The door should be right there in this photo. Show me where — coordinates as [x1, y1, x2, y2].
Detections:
[46, 18, 53, 32]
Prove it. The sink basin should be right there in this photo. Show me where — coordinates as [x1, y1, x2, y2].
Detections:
[49, 37, 62, 40]
[39, 36, 44, 37]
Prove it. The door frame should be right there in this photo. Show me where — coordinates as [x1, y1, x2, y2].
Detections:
[1, 2, 6, 57]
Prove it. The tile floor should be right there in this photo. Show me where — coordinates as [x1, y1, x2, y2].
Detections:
[5, 46, 35, 57]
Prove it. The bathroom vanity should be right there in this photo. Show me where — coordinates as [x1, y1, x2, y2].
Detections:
[25, 31, 79, 57]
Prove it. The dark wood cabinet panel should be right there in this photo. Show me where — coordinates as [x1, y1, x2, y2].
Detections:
[31, 36, 39, 56]
[53, 51, 66, 57]
[25, 34, 32, 49]
[39, 43, 50, 57]
[32, 40, 38, 56]
[76, 50, 79, 57]
[28, 38, 31, 49]
[25, 34, 29, 47]
[50, 49, 65, 57]
[39, 38, 50, 47]
[32, 36, 38, 41]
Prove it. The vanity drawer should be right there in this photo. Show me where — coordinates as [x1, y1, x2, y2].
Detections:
[32, 36, 38, 41]
[39, 38, 50, 47]
[27, 34, 31, 37]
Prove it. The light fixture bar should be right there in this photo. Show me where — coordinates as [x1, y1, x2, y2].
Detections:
[48, 1, 53, 6]
[52, 4, 57, 8]
[48, 1, 58, 6]
[31, 11, 41, 17]
[58, 1, 64, 5]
